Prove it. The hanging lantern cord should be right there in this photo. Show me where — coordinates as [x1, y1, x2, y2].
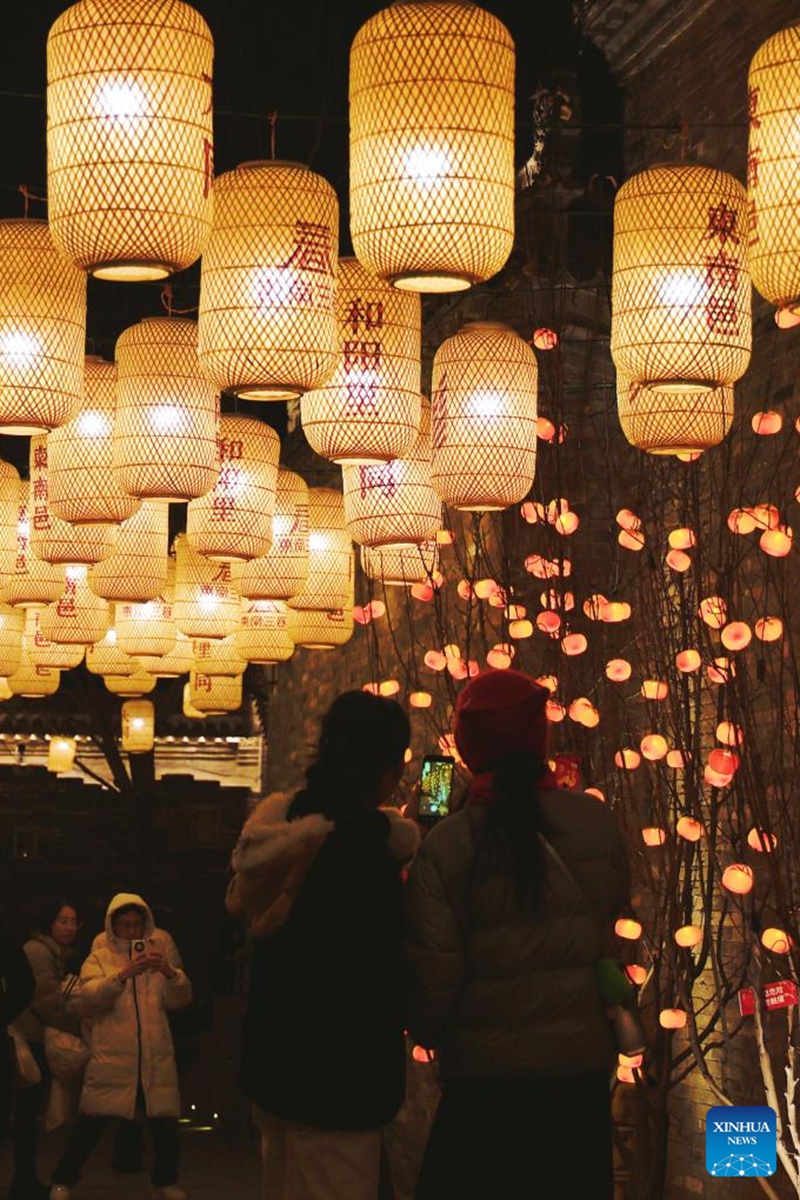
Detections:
[269, 111, 278, 160]
[18, 183, 47, 217]
[159, 283, 198, 316]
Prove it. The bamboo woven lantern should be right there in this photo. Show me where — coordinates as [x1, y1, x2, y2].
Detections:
[289, 605, 354, 650]
[186, 414, 280, 560]
[617, 375, 734, 454]
[301, 257, 421, 463]
[747, 24, 800, 320]
[611, 165, 752, 390]
[0, 603, 25, 676]
[115, 599, 176, 659]
[48, 736, 76, 773]
[1, 484, 66, 608]
[198, 160, 339, 400]
[29, 436, 118, 565]
[430, 323, 538, 511]
[187, 671, 242, 713]
[239, 469, 310, 601]
[113, 317, 219, 502]
[0, 461, 21, 578]
[105, 669, 156, 697]
[287, 487, 353, 611]
[236, 600, 295, 663]
[7, 642, 60, 697]
[49, 356, 141, 525]
[137, 631, 193, 677]
[349, 2, 515, 293]
[86, 627, 136, 676]
[173, 534, 241, 639]
[121, 699, 156, 754]
[343, 396, 441, 546]
[26, 608, 85, 670]
[192, 635, 246, 677]
[361, 540, 439, 586]
[40, 566, 111, 645]
[0, 219, 86, 434]
[47, 0, 214, 281]
[87, 501, 170, 603]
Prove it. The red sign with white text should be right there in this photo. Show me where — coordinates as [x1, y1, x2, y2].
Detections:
[738, 980, 797, 1016]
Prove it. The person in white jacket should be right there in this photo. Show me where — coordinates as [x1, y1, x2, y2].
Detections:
[49, 893, 191, 1200]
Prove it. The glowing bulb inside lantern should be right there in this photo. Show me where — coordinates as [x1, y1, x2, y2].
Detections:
[308, 533, 328, 552]
[252, 266, 302, 307]
[96, 80, 145, 119]
[76, 410, 111, 439]
[468, 392, 504, 420]
[659, 270, 705, 309]
[197, 592, 220, 613]
[149, 405, 185, 435]
[403, 146, 450, 182]
[131, 717, 145, 730]
[1, 329, 42, 365]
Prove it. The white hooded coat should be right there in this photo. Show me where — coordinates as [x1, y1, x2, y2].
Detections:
[76, 892, 192, 1119]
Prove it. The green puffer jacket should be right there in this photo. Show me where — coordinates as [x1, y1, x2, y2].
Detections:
[403, 788, 631, 1079]
[14, 932, 81, 1044]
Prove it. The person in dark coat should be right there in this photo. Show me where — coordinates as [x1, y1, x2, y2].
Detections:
[404, 669, 631, 1200]
[226, 690, 420, 1200]
[0, 918, 35, 1143]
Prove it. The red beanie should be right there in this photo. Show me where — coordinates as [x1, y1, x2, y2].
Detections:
[453, 669, 549, 775]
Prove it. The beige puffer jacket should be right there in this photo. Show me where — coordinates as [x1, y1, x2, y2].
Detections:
[404, 789, 631, 1079]
[76, 892, 191, 1119]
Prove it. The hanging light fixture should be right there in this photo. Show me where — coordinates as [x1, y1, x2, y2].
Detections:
[0, 461, 21, 578]
[349, 2, 515, 293]
[0, 603, 25, 676]
[115, 598, 176, 660]
[616, 374, 734, 454]
[86, 627, 136, 677]
[47, 0, 214, 281]
[430, 323, 538, 510]
[747, 23, 800, 325]
[40, 565, 111, 645]
[173, 534, 241, 639]
[198, 160, 339, 400]
[48, 356, 141, 525]
[29, 436, 118, 565]
[186, 414, 280, 560]
[239, 468, 310, 601]
[7, 641, 60, 697]
[236, 600, 295, 664]
[360, 541, 439, 586]
[113, 317, 219, 502]
[611, 165, 751, 391]
[105, 669, 156, 697]
[343, 396, 441, 547]
[192, 635, 246, 678]
[25, 609, 85, 670]
[87, 501, 170, 603]
[301, 257, 421, 463]
[289, 605, 354, 650]
[287, 487, 353, 612]
[187, 671, 242, 713]
[121, 700, 156, 754]
[0, 219, 86, 434]
[48, 736, 77, 773]
[137, 631, 193, 678]
[1, 484, 66, 608]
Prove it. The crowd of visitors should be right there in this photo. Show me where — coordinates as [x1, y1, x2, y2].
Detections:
[2, 668, 632, 1200]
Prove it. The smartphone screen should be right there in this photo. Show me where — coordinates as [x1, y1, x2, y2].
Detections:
[419, 755, 455, 819]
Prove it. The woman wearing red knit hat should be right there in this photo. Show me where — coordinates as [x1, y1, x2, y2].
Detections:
[404, 668, 630, 1199]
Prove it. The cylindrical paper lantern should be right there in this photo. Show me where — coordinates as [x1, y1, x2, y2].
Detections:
[349, 2, 515, 292]
[88, 501, 170, 603]
[0, 603, 25, 676]
[173, 534, 241, 639]
[0, 461, 21, 577]
[115, 599, 176, 659]
[7, 639, 60, 697]
[611, 165, 751, 390]
[287, 488, 353, 612]
[239, 469, 310, 601]
[48, 736, 76, 772]
[236, 600, 295, 663]
[121, 699, 155, 754]
[186, 414, 279, 560]
[47, 0, 214, 281]
[192, 635, 246, 677]
[113, 317, 219, 501]
[105, 670, 156, 696]
[29, 436, 117, 565]
[25, 608, 85, 670]
[343, 396, 441, 546]
[617, 375, 734, 454]
[86, 628, 136, 677]
[301, 257, 421, 463]
[361, 541, 439, 586]
[48, 356, 141, 524]
[40, 566, 111, 645]
[430, 323, 538, 510]
[0, 219, 86, 434]
[187, 671, 242, 713]
[138, 631, 193, 678]
[288, 605, 354, 650]
[198, 160, 339, 400]
[747, 24, 800, 319]
[1, 484, 66, 607]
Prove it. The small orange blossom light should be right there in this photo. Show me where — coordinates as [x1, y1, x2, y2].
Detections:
[615, 918, 642, 940]
[660, 1009, 687, 1030]
[676, 816, 704, 841]
[721, 863, 754, 895]
[674, 925, 702, 948]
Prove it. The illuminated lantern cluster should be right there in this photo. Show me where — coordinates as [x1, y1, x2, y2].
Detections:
[29, 437, 117, 566]
[192, 635, 246, 678]
[7, 639, 60, 697]
[40, 566, 111, 645]
[236, 600, 295, 664]
[617, 376, 734, 455]
[86, 627, 136, 677]
[26, 609, 84, 670]
[288, 488, 353, 612]
[1, 484, 65, 608]
[289, 605, 354, 650]
[0, 603, 25, 676]
[88, 502, 170, 603]
[361, 542, 440, 587]
[106, 669, 156, 696]
[239, 469, 310, 601]
[173, 535, 241, 639]
[116, 600, 177, 661]
[187, 672, 242, 713]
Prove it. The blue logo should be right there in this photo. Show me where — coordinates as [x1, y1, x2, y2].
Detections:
[706, 1106, 776, 1177]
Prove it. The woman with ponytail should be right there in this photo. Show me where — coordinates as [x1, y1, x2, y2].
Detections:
[227, 690, 419, 1200]
[404, 669, 630, 1200]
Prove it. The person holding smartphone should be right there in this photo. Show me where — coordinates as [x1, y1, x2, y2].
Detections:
[49, 893, 191, 1200]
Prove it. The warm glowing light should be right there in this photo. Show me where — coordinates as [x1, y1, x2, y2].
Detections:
[409, 691, 432, 709]
[642, 827, 666, 847]
[536, 416, 556, 442]
[707, 658, 735, 685]
[561, 632, 587, 656]
[616, 509, 641, 531]
[486, 646, 512, 670]
[619, 529, 645, 551]
[668, 528, 696, 550]
[721, 863, 754, 895]
[617, 1065, 636, 1085]
[532, 327, 558, 350]
[626, 964, 647, 985]
[423, 650, 447, 672]
[675, 649, 701, 673]
[535, 675, 558, 694]
[615, 748, 641, 770]
[600, 601, 631, 623]
[436, 529, 454, 545]
[751, 410, 782, 435]
[747, 828, 777, 853]
[545, 700, 566, 722]
[505, 604, 526, 620]
[721, 621, 752, 651]
[554, 511, 579, 536]
[667, 749, 689, 769]
[473, 578, 499, 600]
[641, 680, 668, 701]
[379, 680, 400, 697]
[760, 526, 793, 557]
[698, 596, 727, 628]
[659, 1009, 687, 1030]
[615, 918, 642, 941]
[674, 925, 702, 948]
[728, 508, 757, 534]
[716, 721, 744, 746]
[708, 749, 739, 776]
[666, 549, 692, 572]
[584, 787, 605, 803]
[640, 734, 668, 761]
[751, 504, 781, 530]
[457, 580, 473, 601]
[761, 928, 791, 953]
[754, 616, 783, 642]
[677, 816, 704, 841]
[535, 611, 561, 636]
[509, 619, 534, 639]
[569, 697, 599, 727]
[584, 594, 608, 620]
[704, 765, 733, 789]
[606, 658, 632, 682]
[411, 583, 434, 602]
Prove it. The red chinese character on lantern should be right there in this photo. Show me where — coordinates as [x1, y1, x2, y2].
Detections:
[343, 341, 382, 413]
[56, 576, 77, 617]
[291, 506, 309, 537]
[203, 137, 214, 199]
[359, 463, 398, 500]
[747, 197, 759, 244]
[32, 478, 48, 501]
[211, 495, 237, 522]
[14, 554, 26, 573]
[345, 298, 385, 335]
[280, 221, 333, 276]
[747, 150, 760, 190]
[707, 203, 739, 244]
[218, 438, 244, 462]
[33, 505, 51, 531]
[32, 444, 47, 469]
[432, 370, 448, 451]
[212, 563, 232, 583]
[195, 674, 212, 693]
[195, 640, 211, 660]
[748, 86, 761, 130]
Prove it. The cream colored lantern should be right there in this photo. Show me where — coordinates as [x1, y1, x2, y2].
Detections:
[29, 436, 117, 565]
[49, 356, 140, 525]
[236, 600, 295, 664]
[288, 605, 354, 650]
[113, 317, 219, 501]
[611, 165, 751, 390]
[192, 635, 246, 677]
[239, 469, 309, 601]
[0, 603, 25, 676]
[138, 632, 193, 678]
[349, 2, 515, 293]
[0, 219, 86, 433]
[121, 699, 155, 754]
[343, 396, 441, 546]
[617, 375, 734, 454]
[86, 628, 136, 676]
[47, 0, 214, 281]
[301, 257, 421, 462]
[0, 461, 21, 577]
[88, 501, 170, 603]
[115, 599, 176, 659]
[198, 160, 339, 400]
[361, 541, 439, 586]
[430, 323, 538, 511]
[105, 670, 156, 697]
[7, 640, 60, 697]
[40, 566, 111, 645]
[187, 414, 280, 560]
[25, 609, 85, 670]
[287, 488, 353, 611]
[187, 671, 242, 713]
[747, 23, 800, 321]
[173, 534, 240, 639]
[1, 484, 65, 608]
[47, 736, 76, 773]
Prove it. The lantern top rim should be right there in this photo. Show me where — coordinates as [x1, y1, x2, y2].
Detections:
[236, 159, 316, 173]
[460, 320, 516, 334]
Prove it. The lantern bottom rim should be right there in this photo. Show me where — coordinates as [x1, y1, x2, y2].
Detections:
[647, 446, 708, 456]
[235, 385, 301, 401]
[333, 455, 391, 466]
[0, 422, 51, 436]
[297, 643, 335, 651]
[641, 379, 718, 395]
[453, 503, 507, 513]
[91, 261, 174, 282]
[391, 272, 474, 294]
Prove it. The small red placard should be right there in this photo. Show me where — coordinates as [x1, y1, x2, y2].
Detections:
[738, 980, 797, 1016]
